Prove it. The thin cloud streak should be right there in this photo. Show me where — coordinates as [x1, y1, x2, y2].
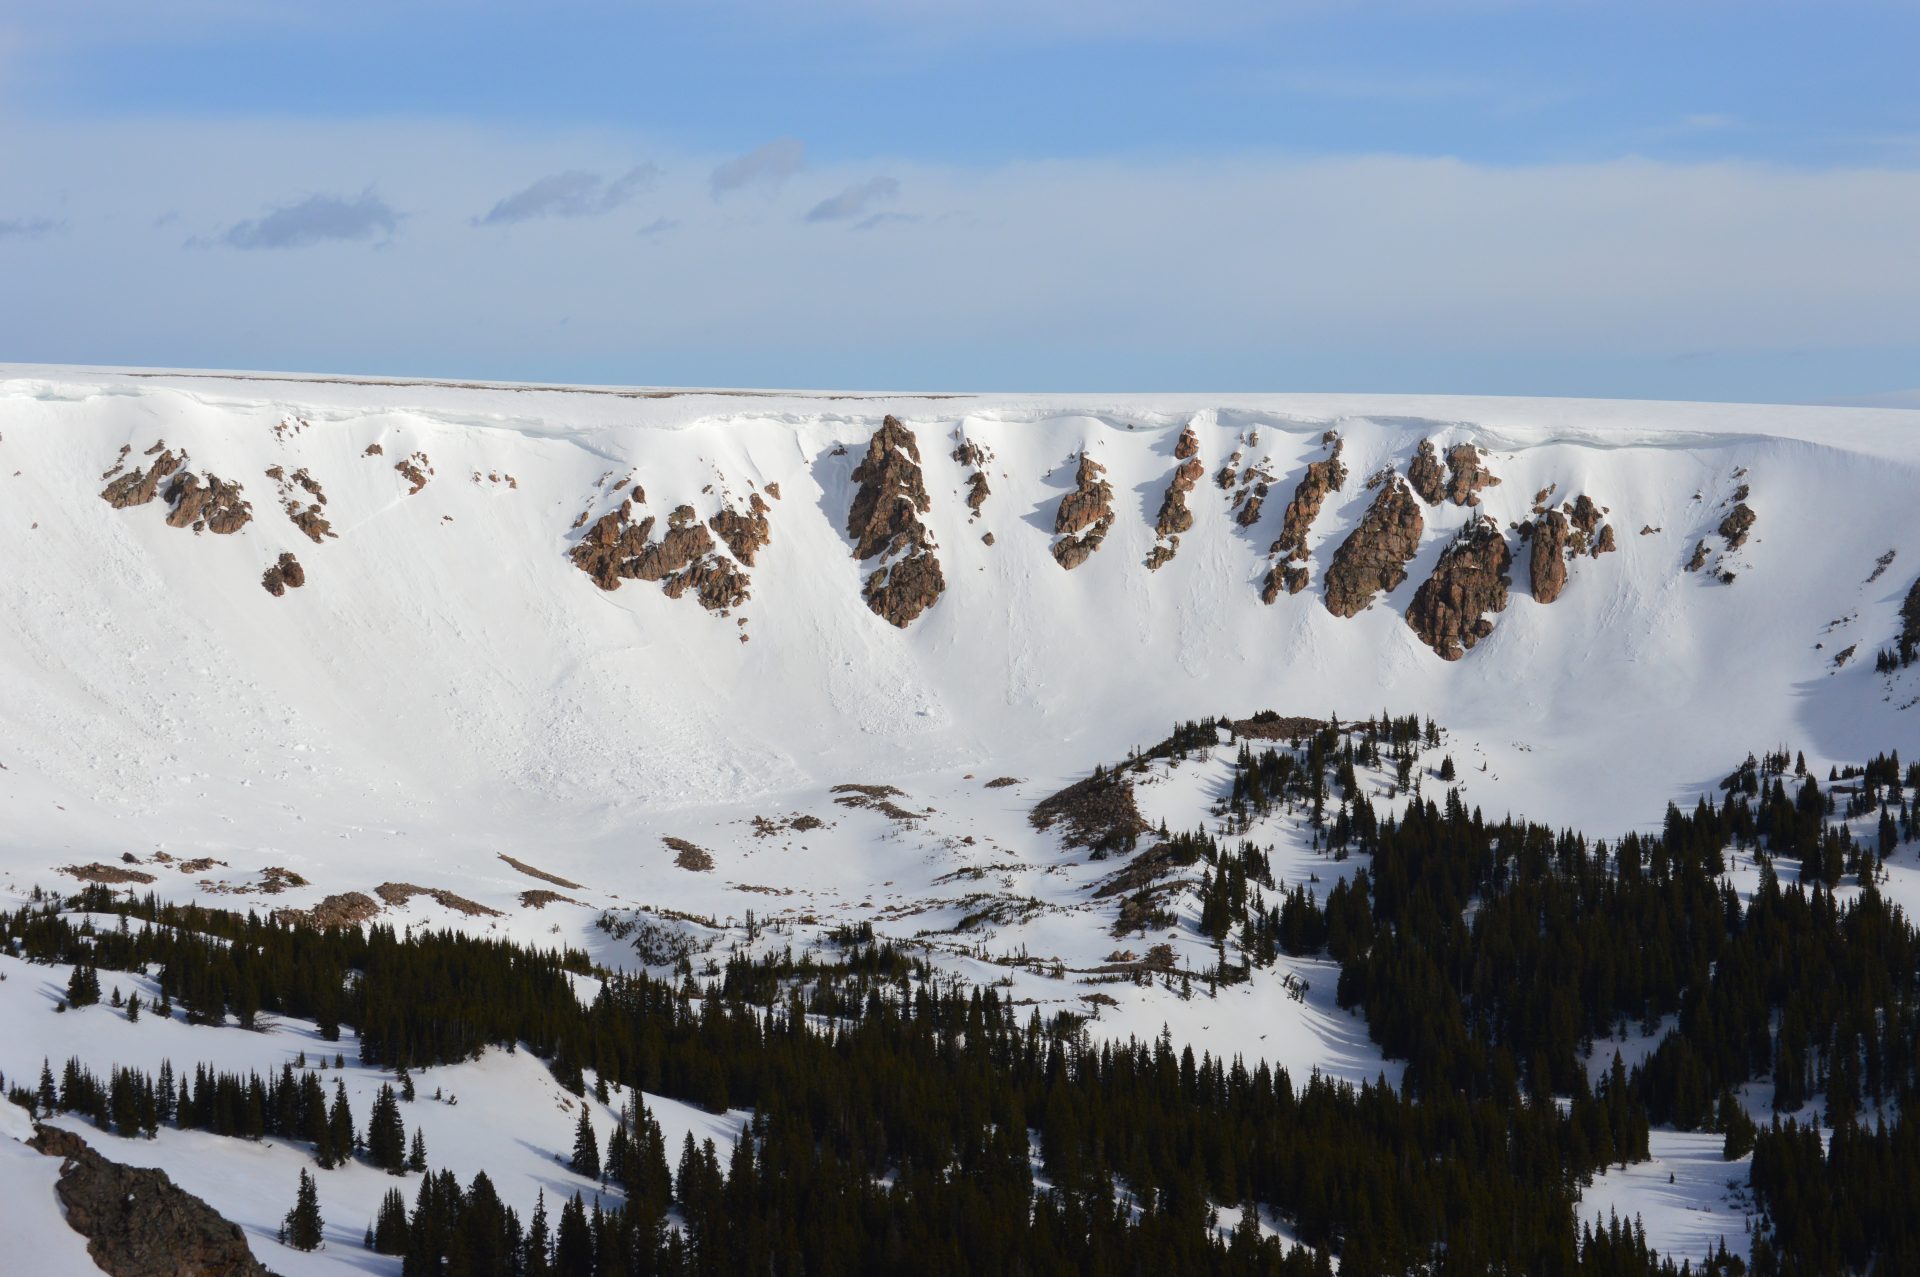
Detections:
[806, 176, 899, 223]
[215, 190, 399, 249]
[710, 138, 806, 199]
[474, 165, 660, 226]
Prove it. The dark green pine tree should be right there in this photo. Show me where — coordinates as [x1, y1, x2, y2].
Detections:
[36, 1059, 57, 1113]
[523, 1189, 552, 1277]
[327, 1079, 355, 1166]
[300, 1072, 334, 1167]
[604, 1122, 630, 1187]
[553, 1192, 592, 1277]
[66, 964, 101, 1008]
[280, 1168, 324, 1251]
[569, 1107, 600, 1179]
[372, 1186, 410, 1254]
[408, 1127, 428, 1173]
[366, 1083, 407, 1173]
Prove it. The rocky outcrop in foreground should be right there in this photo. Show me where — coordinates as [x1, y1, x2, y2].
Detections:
[847, 417, 945, 627]
[1323, 476, 1424, 618]
[1261, 433, 1346, 601]
[1051, 453, 1115, 570]
[1407, 516, 1512, 659]
[28, 1124, 274, 1277]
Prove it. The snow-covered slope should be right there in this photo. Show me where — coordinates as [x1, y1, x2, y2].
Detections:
[3, 365, 1914, 864]
[6, 365, 1919, 1273]
[5, 366, 1919, 925]
[4, 362, 1916, 1045]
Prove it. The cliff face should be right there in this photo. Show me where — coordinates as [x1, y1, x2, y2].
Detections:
[1409, 439, 1499, 506]
[1261, 433, 1346, 602]
[1052, 453, 1115, 570]
[1146, 426, 1204, 571]
[1407, 516, 1513, 660]
[848, 416, 945, 626]
[569, 499, 752, 612]
[1323, 477, 1424, 618]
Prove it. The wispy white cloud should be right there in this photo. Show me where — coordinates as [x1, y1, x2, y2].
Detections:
[4, 116, 1917, 395]
[710, 138, 806, 199]
[474, 165, 659, 226]
[806, 176, 899, 223]
[213, 190, 399, 249]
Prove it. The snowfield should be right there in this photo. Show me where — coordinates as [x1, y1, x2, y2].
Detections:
[3, 364, 1918, 1272]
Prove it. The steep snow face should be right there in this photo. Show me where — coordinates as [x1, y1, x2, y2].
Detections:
[3, 367, 1915, 842]
[2, 365, 1918, 932]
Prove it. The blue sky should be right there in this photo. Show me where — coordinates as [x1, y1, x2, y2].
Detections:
[2, 1, 1917, 401]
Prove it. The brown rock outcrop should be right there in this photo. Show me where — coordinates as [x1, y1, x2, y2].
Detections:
[1591, 523, 1616, 556]
[1051, 453, 1114, 570]
[846, 417, 945, 626]
[27, 1125, 273, 1277]
[1686, 540, 1710, 572]
[270, 467, 334, 543]
[63, 863, 157, 885]
[1530, 510, 1570, 603]
[1407, 516, 1512, 659]
[1235, 481, 1268, 528]
[260, 552, 305, 597]
[662, 555, 751, 611]
[1411, 440, 1500, 506]
[274, 891, 380, 928]
[849, 418, 933, 557]
[965, 470, 990, 513]
[1443, 444, 1500, 506]
[1146, 448, 1205, 570]
[99, 448, 183, 508]
[1323, 475, 1424, 618]
[708, 492, 771, 565]
[375, 882, 503, 916]
[1407, 439, 1445, 505]
[395, 452, 432, 494]
[1719, 502, 1756, 551]
[1569, 494, 1604, 539]
[952, 437, 993, 516]
[569, 498, 752, 611]
[1260, 435, 1348, 599]
[163, 472, 253, 534]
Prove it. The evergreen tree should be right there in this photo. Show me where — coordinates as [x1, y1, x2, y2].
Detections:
[280, 1169, 324, 1251]
[327, 1079, 355, 1166]
[366, 1083, 407, 1173]
[523, 1189, 552, 1277]
[569, 1107, 600, 1179]
[553, 1192, 592, 1277]
[408, 1127, 428, 1173]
